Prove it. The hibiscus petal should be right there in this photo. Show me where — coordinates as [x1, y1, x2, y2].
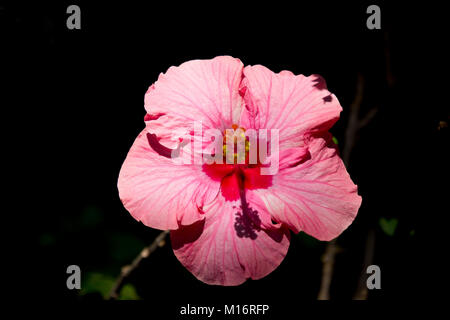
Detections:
[171, 195, 290, 286]
[246, 134, 362, 241]
[144, 56, 244, 148]
[118, 127, 221, 230]
[239, 65, 342, 150]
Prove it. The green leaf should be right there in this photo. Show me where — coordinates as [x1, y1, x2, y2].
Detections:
[332, 136, 339, 145]
[379, 217, 398, 236]
[119, 284, 140, 300]
[80, 272, 115, 299]
[80, 272, 141, 300]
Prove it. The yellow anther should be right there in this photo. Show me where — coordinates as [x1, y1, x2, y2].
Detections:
[222, 125, 249, 163]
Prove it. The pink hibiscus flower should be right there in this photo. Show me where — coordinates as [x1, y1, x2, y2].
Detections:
[118, 56, 362, 286]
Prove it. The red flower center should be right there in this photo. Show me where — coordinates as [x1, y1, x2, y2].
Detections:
[203, 124, 272, 201]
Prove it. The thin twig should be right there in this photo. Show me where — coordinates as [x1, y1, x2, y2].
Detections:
[351, 31, 394, 300]
[353, 228, 376, 300]
[317, 239, 339, 300]
[108, 230, 169, 300]
[358, 107, 378, 131]
[342, 73, 365, 167]
[317, 73, 365, 300]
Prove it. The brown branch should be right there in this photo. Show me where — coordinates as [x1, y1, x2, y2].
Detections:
[319, 30, 392, 300]
[353, 228, 376, 300]
[108, 230, 169, 300]
[358, 107, 378, 130]
[342, 73, 365, 167]
[317, 73, 365, 300]
[351, 31, 394, 300]
[318, 239, 339, 300]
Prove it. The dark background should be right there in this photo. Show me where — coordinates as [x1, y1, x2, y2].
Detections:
[3, 0, 449, 313]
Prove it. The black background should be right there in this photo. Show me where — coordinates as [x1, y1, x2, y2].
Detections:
[3, 0, 449, 314]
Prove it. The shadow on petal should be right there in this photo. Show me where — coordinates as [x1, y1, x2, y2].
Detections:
[312, 74, 327, 90]
[171, 219, 205, 250]
[147, 133, 189, 159]
[234, 204, 261, 240]
[233, 190, 262, 240]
